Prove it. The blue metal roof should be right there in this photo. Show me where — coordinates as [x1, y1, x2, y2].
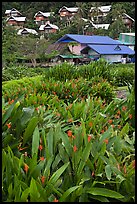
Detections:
[56, 34, 122, 45]
[81, 44, 135, 55]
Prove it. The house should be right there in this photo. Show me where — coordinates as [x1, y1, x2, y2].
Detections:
[17, 28, 38, 35]
[6, 16, 26, 28]
[39, 21, 59, 34]
[5, 8, 22, 17]
[34, 11, 54, 25]
[122, 13, 135, 31]
[118, 33, 135, 51]
[89, 5, 111, 22]
[58, 6, 78, 20]
[56, 34, 135, 63]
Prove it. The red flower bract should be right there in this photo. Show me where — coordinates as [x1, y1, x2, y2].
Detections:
[73, 145, 77, 152]
[67, 130, 72, 137]
[39, 145, 43, 151]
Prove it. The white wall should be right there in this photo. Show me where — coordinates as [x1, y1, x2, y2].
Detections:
[101, 55, 122, 63]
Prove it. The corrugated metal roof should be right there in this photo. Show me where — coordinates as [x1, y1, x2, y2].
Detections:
[17, 28, 38, 35]
[6, 16, 26, 22]
[34, 11, 54, 18]
[59, 6, 78, 13]
[39, 23, 59, 30]
[81, 44, 135, 55]
[57, 34, 122, 45]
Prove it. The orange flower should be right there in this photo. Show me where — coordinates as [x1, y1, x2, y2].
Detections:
[40, 157, 45, 161]
[68, 118, 73, 123]
[123, 165, 126, 174]
[41, 176, 46, 184]
[101, 129, 104, 134]
[117, 110, 121, 115]
[122, 106, 127, 111]
[114, 114, 120, 119]
[39, 145, 43, 151]
[103, 139, 108, 144]
[24, 164, 29, 173]
[89, 122, 93, 127]
[35, 107, 39, 111]
[53, 198, 59, 202]
[108, 119, 113, 124]
[92, 171, 95, 177]
[6, 123, 11, 129]
[129, 114, 132, 119]
[132, 160, 135, 168]
[73, 145, 77, 152]
[118, 125, 121, 129]
[88, 135, 92, 142]
[67, 130, 72, 137]
[111, 124, 115, 128]
[117, 163, 120, 170]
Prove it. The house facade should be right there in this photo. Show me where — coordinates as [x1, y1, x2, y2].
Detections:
[118, 33, 135, 51]
[58, 6, 78, 20]
[122, 13, 135, 31]
[56, 34, 135, 63]
[5, 8, 22, 17]
[90, 5, 111, 22]
[39, 22, 59, 36]
[34, 11, 54, 25]
[17, 28, 38, 36]
[6, 16, 26, 28]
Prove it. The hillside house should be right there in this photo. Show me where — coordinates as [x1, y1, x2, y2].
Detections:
[6, 16, 26, 28]
[39, 22, 59, 36]
[56, 34, 135, 63]
[5, 8, 22, 17]
[17, 28, 38, 36]
[34, 11, 54, 25]
[118, 33, 135, 51]
[58, 6, 78, 20]
[122, 13, 135, 31]
[89, 5, 111, 23]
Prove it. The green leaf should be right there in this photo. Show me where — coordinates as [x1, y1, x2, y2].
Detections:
[89, 194, 109, 202]
[29, 177, 40, 202]
[47, 127, 54, 156]
[2, 95, 24, 125]
[119, 123, 129, 138]
[20, 188, 30, 202]
[105, 165, 112, 180]
[23, 116, 38, 146]
[77, 141, 92, 176]
[48, 162, 69, 186]
[32, 126, 40, 157]
[60, 186, 80, 202]
[87, 187, 124, 199]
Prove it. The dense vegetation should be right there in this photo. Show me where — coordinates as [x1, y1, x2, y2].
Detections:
[2, 61, 135, 202]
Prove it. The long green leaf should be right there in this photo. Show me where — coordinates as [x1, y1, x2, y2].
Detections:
[105, 165, 112, 180]
[59, 186, 80, 202]
[87, 187, 124, 199]
[29, 177, 40, 202]
[77, 141, 92, 176]
[32, 126, 40, 157]
[48, 162, 69, 186]
[20, 188, 30, 202]
[23, 116, 38, 145]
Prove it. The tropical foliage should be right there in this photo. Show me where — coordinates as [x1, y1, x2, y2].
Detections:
[2, 61, 135, 202]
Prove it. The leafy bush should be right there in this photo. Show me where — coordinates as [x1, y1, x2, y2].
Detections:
[2, 95, 135, 202]
[109, 64, 135, 87]
[2, 65, 47, 81]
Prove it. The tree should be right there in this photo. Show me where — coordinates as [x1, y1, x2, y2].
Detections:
[15, 36, 50, 67]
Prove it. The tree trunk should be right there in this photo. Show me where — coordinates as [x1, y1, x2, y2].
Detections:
[31, 58, 37, 68]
